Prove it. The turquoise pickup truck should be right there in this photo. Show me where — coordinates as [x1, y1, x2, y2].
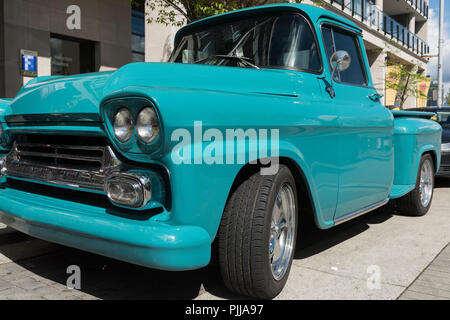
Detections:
[0, 4, 442, 299]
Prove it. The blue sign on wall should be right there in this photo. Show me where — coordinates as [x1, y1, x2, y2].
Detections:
[20, 49, 38, 77]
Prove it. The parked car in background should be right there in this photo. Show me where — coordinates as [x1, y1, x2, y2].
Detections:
[0, 4, 443, 299]
[411, 107, 450, 177]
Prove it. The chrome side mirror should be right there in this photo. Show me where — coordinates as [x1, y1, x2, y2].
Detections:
[330, 50, 351, 81]
[324, 50, 351, 99]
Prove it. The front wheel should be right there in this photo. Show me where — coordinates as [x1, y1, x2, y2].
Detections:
[218, 165, 298, 299]
[396, 154, 435, 216]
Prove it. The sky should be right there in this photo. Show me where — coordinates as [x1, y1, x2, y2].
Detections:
[427, 0, 450, 97]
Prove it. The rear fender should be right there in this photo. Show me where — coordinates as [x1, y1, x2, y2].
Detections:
[392, 117, 441, 196]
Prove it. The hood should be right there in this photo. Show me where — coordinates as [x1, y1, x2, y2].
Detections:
[0, 99, 12, 121]
[7, 63, 297, 123]
[9, 72, 113, 119]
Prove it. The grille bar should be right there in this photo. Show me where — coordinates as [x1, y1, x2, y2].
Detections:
[16, 150, 103, 163]
[16, 142, 104, 151]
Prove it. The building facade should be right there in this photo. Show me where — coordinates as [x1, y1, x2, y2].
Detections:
[0, 0, 133, 98]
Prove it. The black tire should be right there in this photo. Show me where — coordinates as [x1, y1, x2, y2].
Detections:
[396, 154, 435, 216]
[218, 165, 298, 299]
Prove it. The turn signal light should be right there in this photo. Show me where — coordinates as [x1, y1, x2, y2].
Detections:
[106, 173, 151, 209]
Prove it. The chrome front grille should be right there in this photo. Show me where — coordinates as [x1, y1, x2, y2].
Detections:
[3, 135, 121, 192]
[16, 142, 104, 170]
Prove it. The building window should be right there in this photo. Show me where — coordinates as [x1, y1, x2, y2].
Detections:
[132, 9, 145, 62]
[50, 35, 95, 75]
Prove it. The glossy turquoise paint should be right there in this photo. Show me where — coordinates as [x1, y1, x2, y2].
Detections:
[0, 4, 443, 271]
[315, 18, 396, 218]
[0, 99, 12, 152]
[0, 98, 12, 117]
[0, 187, 211, 271]
[392, 117, 442, 189]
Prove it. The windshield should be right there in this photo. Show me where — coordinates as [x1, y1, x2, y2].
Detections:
[170, 13, 321, 72]
[437, 112, 450, 128]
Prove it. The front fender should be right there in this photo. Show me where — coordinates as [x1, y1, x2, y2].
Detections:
[100, 85, 339, 238]
[162, 138, 334, 241]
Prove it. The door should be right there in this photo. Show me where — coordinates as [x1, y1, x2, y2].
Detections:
[321, 24, 394, 220]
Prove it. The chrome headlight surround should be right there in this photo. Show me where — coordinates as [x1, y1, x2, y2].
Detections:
[102, 97, 163, 156]
[442, 143, 450, 153]
[106, 173, 152, 209]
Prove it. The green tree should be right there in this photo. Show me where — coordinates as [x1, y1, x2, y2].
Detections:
[385, 62, 429, 110]
[132, 0, 324, 26]
[446, 89, 450, 106]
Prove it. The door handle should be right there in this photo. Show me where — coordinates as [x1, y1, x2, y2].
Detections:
[368, 93, 384, 102]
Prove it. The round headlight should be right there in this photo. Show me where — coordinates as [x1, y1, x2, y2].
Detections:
[114, 108, 134, 143]
[136, 107, 160, 144]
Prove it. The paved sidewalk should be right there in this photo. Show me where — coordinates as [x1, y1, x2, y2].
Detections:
[399, 243, 450, 300]
[0, 178, 449, 300]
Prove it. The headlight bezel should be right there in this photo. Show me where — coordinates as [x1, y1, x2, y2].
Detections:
[102, 97, 163, 156]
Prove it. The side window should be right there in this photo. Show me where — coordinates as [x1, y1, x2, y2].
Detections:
[321, 26, 367, 86]
[269, 15, 321, 72]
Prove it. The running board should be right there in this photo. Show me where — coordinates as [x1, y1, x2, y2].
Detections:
[334, 199, 389, 226]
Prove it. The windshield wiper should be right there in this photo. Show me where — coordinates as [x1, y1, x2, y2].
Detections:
[215, 55, 260, 69]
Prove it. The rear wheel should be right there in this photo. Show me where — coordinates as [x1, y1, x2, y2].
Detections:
[396, 154, 435, 216]
[218, 165, 298, 299]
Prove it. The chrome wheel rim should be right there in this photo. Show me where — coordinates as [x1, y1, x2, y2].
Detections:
[419, 159, 433, 208]
[269, 183, 296, 281]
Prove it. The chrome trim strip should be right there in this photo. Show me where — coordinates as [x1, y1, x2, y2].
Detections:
[334, 199, 389, 226]
[6, 113, 101, 124]
[106, 173, 152, 209]
[16, 142, 104, 151]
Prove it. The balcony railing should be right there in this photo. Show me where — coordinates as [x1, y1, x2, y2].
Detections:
[328, 0, 430, 57]
[407, 0, 429, 18]
[330, 0, 429, 18]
